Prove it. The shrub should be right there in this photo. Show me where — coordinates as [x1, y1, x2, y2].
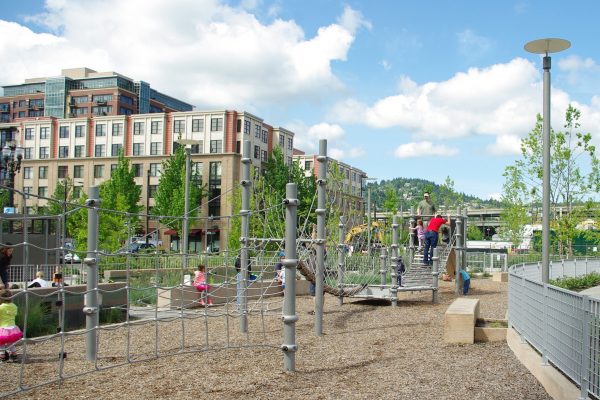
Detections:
[550, 272, 600, 292]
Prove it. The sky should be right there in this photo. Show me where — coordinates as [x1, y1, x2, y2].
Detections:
[2, 0, 600, 200]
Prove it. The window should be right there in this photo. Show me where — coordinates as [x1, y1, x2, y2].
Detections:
[191, 141, 203, 154]
[39, 147, 49, 159]
[287, 137, 293, 150]
[38, 187, 47, 197]
[208, 162, 222, 216]
[254, 145, 260, 159]
[18, 111, 25, 118]
[74, 145, 85, 158]
[24, 128, 34, 140]
[96, 124, 106, 137]
[305, 161, 313, 171]
[23, 167, 32, 179]
[92, 94, 113, 102]
[192, 118, 204, 132]
[110, 164, 118, 176]
[58, 166, 68, 179]
[59, 126, 69, 138]
[93, 165, 104, 178]
[173, 120, 185, 134]
[74, 165, 83, 179]
[255, 124, 261, 138]
[150, 142, 161, 155]
[133, 143, 144, 156]
[262, 150, 267, 162]
[120, 94, 134, 105]
[210, 117, 223, 131]
[40, 127, 50, 139]
[24, 148, 33, 160]
[112, 123, 123, 136]
[111, 143, 123, 156]
[72, 95, 88, 104]
[210, 140, 222, 154]
[39, 166, 48, 179]
[192, 162, 203, 185]
[74, 107, 87, 115]
[73, 186, 82, 199]
[92, 105, 112, 115]
[279, 135, 284, 147]
[58, 146, 69, 158]
[133, 121, 144, 135]
[24, 187, 32, 198]
[148, 185, 157, 198]
[244, 120, 251, 134]
[287, 156, 292, 166]
[132, 164, 142, 177]
[75, 125, 85, 137]
[151, 121, 162, 134]
[236, 119, 241, 133]
[95, 144, 105, 157]
[149, 163, 161, 177]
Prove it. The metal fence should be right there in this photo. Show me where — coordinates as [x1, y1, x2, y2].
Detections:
[509, 258, 600, 399]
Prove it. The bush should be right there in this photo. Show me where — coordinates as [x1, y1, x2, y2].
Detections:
[14, 299, 57, 338]
[550, 272, 600, 292]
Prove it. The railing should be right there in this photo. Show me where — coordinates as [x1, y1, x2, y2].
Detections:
[509, 258, 600, 399]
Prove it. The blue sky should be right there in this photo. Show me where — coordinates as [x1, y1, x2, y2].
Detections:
[2, 0, 600, 200]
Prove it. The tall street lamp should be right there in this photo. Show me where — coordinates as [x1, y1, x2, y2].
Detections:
[1, 142, 24, 209]
[176, 139, 201, 269]
[525, 38, 571, 283]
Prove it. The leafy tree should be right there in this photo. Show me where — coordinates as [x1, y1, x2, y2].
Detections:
[502, 105, 600, 256]
[153, 145, 204, 238]
[382, 185, 399, 213]
[466, 225, 484, 241]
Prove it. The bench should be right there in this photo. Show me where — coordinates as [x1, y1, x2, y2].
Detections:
[444, 297, 480, 344]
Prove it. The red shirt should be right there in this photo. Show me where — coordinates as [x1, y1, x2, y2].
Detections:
[426, 218, 448, 233]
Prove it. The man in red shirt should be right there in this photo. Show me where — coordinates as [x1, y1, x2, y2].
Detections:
[423, 214, 450, 265]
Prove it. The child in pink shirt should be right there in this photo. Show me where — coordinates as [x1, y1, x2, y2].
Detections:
[193, 265, 212, 306]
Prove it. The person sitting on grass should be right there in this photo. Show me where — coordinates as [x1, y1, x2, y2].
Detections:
[193, 265, 212, 306]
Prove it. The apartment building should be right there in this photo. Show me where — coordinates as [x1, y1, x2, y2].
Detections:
[293, 153, 367, 226]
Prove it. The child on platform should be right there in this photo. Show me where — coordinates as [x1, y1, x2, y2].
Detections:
[0, 289, 23, 362]
[193, 265, 212, 306]
[412, 219, 425, 248]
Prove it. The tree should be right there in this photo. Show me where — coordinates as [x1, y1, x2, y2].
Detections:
[382, 185, 399, 213]
[466, 225, 484, 241]
[67, 153, 143, 253]
[502, 105, 600, 256]
[153, 146, 204, 238]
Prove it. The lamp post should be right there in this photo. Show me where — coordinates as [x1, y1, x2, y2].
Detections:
[176, 139, 201, 269]
[363, 177, 377, 252]
[525, 38, 571, 283]
[1, 142, 24, 209]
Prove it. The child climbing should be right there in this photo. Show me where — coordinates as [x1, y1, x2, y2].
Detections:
[193, 265, 212, 306]
[413, 219, 425, 249]
[0, 289, 23, 362]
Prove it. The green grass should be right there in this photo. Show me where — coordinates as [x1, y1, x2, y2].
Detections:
[14, 299, 58, 338]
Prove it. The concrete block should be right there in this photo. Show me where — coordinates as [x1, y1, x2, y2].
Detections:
[444, 298, 480, 344]
[492, 272, 508, 282]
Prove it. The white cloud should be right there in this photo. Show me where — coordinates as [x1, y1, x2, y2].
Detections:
[394, 141, 459, 159]
[456, 29, 492, 57]
[486, 134, 521, 156]
[558, 55, 598, 72]
[329, 57, 597, 152]
[0, 0, 370, 110]
[381, 60, 391, 70]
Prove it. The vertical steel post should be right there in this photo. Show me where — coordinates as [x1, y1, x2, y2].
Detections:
[390, 215, 399, 307]
[455, 207, 463, 295]
[282, 183, 298, 371]
[580, 295, 591, 400]
[409, 209, 415, 264]
[432, 247, 439, 303]
[379, 247, 387, 287]
[367, 187, 371, 253]
[462, 208, 468, 272]
[240, 140, 251, 333]
[315, 139, 327, 336]
[84, 186, 100, 361]
[182, 146, 191, 271]
[541, 55, 551, 283]
[337, 216, 345, 306]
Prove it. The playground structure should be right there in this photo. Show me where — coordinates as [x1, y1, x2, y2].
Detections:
[1, 138, 474, 397]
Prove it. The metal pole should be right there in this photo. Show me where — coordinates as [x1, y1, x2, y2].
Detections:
[391, 215, 399, 307]
[282, 183, 298, 371]
[409, 208, 415, 264]
[84, 186, 100, 361]
[337, 215, 345, 306]
[182, 147, 191, 271]
[542, 55, 551, 283]
[240, 140, 251, 333]
[315, 139, 327, 336]
[146, 169, 150, 245]
[455, 207, 463, 295]
[367, 186, 371, 252]
[379, 247, 387, 288]
[432, 247, 439, 303]
[462, 208, 468, 272]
